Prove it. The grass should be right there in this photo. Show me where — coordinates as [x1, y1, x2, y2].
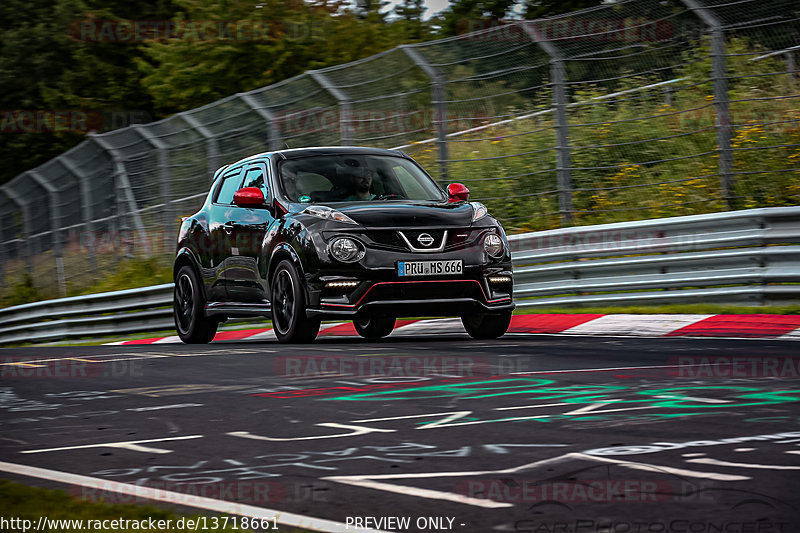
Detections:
[0, 479, 256, 533]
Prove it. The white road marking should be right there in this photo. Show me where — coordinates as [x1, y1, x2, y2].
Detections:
[686, 457, 800, 470]
[229, 423, 395, 442]
[392, 318, 465, 335]
[578, 453, 751, 480]
[125, 403, 204, 412]
[21, 435, 202, 455]
[654, 394, 731, 404]
[779, 327, 800, 340]
[325, 451, 750, 509]
[153, 335, 182, 344]
[242, 329, 277, 341]
[0, 461, 389, 533]
[560, 314, 714, 336]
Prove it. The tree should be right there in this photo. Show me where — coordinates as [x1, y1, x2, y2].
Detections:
[523, 0, 603, 19]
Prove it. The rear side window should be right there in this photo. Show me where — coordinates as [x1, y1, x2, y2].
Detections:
[215, 167, 243, 205]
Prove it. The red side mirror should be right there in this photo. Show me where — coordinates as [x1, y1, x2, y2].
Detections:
[447, 183, 470, 203]
[233, 187, 265, 207]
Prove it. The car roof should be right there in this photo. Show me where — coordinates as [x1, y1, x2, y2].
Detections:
[241, 146, 408, 164]
[212, 147, 411, 181]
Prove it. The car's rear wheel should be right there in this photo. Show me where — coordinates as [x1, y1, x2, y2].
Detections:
[461, 310, 512, 340]
[354, 316, 396, 339]
[174, 265, 218, 344]
[271, 260, 320, 343]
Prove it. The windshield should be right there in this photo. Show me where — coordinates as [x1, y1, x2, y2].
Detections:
[278, 154, 445, 204]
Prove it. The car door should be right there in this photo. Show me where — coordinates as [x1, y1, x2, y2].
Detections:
[206, 165, 244, 302]
[225, 161, 276, 302]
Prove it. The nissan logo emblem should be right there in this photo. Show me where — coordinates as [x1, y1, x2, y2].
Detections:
[417, 233, 434, 247]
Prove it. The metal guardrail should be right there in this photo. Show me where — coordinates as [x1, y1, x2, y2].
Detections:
[1, 207, 799, 345]
[509, 206, 800, 308]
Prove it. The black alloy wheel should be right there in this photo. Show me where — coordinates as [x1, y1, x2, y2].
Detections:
[174, 265, 218, 344]
[271, 260, 321, 343]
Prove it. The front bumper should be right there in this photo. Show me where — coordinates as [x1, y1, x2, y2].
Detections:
[307, 273, 514, 319]
[303, 223, 514, 319]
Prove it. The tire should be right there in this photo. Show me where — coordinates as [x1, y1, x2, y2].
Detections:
[461, 310, 512, 340]
[174, 265, 218, 344]
[354, 316, 396, 339]
[271, 260, 321, 343]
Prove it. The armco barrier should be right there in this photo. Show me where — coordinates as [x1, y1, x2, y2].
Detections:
[1, 207, 799, 345]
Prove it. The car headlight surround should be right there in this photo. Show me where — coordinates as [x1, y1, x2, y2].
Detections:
[329, 237, 365, 263]
[303, 205, 358, 224]
[470, 202, 488, 222]
[484, 233, 505, 258]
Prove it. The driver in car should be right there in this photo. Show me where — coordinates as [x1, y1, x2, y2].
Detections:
[342, 166, 376, 201]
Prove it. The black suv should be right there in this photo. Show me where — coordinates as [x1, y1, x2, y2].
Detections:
[173, 147, 514, 343]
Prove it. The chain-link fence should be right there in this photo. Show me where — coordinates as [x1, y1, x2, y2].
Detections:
[1, 0, 798, 300]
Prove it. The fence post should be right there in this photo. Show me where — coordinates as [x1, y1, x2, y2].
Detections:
[58, 156, 96, 271]
[179, 112, 220, 181]
[680, 0, 735, 208]
[0, 184, 33, 275]
[400, 45, 449, 183]
[132, 125, 175, 253]
[29, 171, 66, 297]
[89, 134, 151, 256]
[238, 93, 283, 151]
[0, 190, 16, 286]
[522, 22, 574, 226]
[308, 70, 354, 146]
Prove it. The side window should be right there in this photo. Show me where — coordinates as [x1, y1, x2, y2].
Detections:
[242, 164, 269, 198]
[393, 165, 426, 199]
[215, 167, 243, 205]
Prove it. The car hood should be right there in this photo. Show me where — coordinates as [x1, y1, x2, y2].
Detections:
[335, 201, 475, 228]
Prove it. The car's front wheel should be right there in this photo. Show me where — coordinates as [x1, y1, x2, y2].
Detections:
[174, 265, 218, 344]
[461, 311, 512, 340]
[271, 260, 321, 343]
[354, 316, 396, 339]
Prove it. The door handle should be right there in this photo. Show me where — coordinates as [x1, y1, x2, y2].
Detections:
[223, 224, 234, 234]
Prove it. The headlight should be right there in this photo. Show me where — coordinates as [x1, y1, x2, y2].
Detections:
[329, 237, 365, 262]
[470, 202, 488, 222]
[302, 205, 357, 224]
[484, 233, 504, 257]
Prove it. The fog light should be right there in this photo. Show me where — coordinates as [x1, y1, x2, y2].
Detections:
[488, 275, 512, 285]
[329, 237, 364, 262]
[325, 281, 359, 289]
[484, 233, 504, 257]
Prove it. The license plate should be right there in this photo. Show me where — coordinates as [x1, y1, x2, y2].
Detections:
[398, 260, 462, 277]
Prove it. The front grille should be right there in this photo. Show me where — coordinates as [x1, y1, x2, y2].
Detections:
[398, 230, 446, 251]
[367, 230, 405, 249]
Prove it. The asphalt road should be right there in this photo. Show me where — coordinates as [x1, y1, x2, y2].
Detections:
[2, 333, 799, 533]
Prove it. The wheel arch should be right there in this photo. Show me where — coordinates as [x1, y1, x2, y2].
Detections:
[267, 243, 314, 303]
[174, 248, 206, 299]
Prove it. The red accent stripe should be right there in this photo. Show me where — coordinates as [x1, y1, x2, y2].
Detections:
[212, 328, 270, 341]
[123, 338, 163, 345]
[665, 315, 800, 338]
[508, 314, 606, 334]
[321, 279, 510, 309]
